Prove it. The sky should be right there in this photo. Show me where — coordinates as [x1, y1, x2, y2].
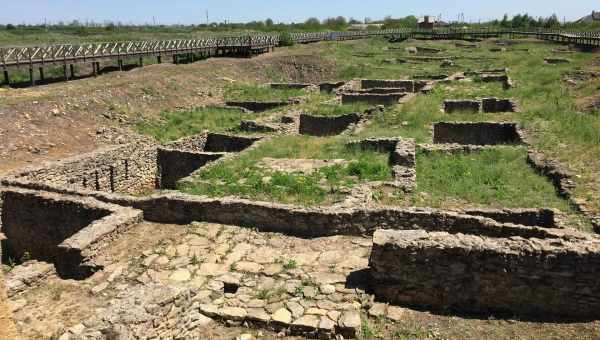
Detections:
[1, 0, 597, 25]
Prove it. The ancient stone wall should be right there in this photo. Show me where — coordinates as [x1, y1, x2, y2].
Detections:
[361, 80, 428, 93]
[348, 88, 407, 94]
[319, 81, 346, 93]
[433, 122, 524, 145]
[341, 93, 405, 106]
[370, 228, 600, 318]
[0, 188, 142, 279]
[156, 149, 224, 189]
[443, 100, 481, 113]
[270, 83, 311, 90]
[163, 133, 208, 152]
[203, 133, 261, 152]
[240, 120, 279, 133]
[299, 113, 361, 136]
[6, 142, 158, 194]
[225, 100, 294, 112]
[482, 98, 518, 113]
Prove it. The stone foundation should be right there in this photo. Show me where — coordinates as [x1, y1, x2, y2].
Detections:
[299, 113, 361, 136]
[443, 100, 481, 113]
[204, 133, 261, 152]
[225, 100, 296, 112]
[370, 228, 600, 319]
[319, 81, 346, 93]
[0, 179, 564, 239]
[240, 120, 280, 133]
[6, 141, 158, 195]
[433, 122, 524, 145]
[545, 58, 571, 64]
[347, 88, 407, 94]
[360, 79, 428, 93]
[157, 149, 224, 189]
[0, 188, 142, 279]
[270, 83, 312, 90]
[443, 98, 518, 113]
[341, 93, 406, 106]
[346, 137, 416, 191]
[482, 98, 519, 112]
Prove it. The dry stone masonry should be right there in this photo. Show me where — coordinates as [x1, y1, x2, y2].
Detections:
[370, 228, 600, 318]
[1, 188, 142, 279]
[433, 122, 524, 145]
[1, 65, 598, 339]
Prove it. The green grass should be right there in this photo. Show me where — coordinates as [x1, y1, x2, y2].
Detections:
[135, 106, 258, 142]
[411, 148, 572, 210]
[300, 102, 374, 116]
[179, 135, 392, 205]
[224, 83, 306, 102]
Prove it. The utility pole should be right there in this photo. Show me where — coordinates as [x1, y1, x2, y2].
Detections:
[206, 11, 209, 25]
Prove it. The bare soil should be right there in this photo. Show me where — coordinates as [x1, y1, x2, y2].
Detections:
[0, 47, 336, 175]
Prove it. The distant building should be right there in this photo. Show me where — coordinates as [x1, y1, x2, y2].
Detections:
[577, 11, 600, 23]
[348, 23, 383, 31]
[418, 16, 448, 29]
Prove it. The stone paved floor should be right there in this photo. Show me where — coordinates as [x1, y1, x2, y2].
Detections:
[8, 221, 600, 339]
[8, 222, 379, 339]
[115, 222, 374, 338]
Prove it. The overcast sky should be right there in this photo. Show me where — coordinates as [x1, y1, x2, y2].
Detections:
[1, 0, 597, 25]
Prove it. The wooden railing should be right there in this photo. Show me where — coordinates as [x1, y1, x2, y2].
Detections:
[1, 29, 598, 71]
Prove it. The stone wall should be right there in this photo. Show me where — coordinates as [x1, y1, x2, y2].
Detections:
[443, 99, 518, 113]
[361, 79, 428, 93]
[347, 137, 416, 191]
[443, 100, 481, 113]
[299, 113, 361, 136]
[1, 178, 566, 240]
[6, 141, 158, 195]
[204, 133, 261, 152]
[0, 188, 142, 279]
[319, 81, 346, 93]
[433, 122, 524, 145]
[341, 93, 405, 106]
[163, 133, 208, 152]
[270, 83, 311, 89]
[225, 100, 294, 112]
[482, 98, 518, 112]
[157, 149, 225, 189]
[369, 228, 600, 318]
[240, 120, 279, 133]
[348, 88, 407, 94]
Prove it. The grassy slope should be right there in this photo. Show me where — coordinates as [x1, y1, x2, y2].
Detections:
[223, 84, 306, 102]
[135, 107, 262, 142]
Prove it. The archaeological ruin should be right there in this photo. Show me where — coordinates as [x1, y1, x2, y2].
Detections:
[1, 24, 600, 340]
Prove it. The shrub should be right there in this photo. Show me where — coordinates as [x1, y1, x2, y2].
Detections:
[279, 32, 295, 47]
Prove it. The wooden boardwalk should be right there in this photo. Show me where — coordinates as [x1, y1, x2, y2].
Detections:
[1, 29, 599, 86]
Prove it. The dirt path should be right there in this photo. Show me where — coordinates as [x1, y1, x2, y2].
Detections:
[0, 271, 17, 340]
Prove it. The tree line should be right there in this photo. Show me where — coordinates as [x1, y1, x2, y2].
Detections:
[1, 13, 598, 33]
